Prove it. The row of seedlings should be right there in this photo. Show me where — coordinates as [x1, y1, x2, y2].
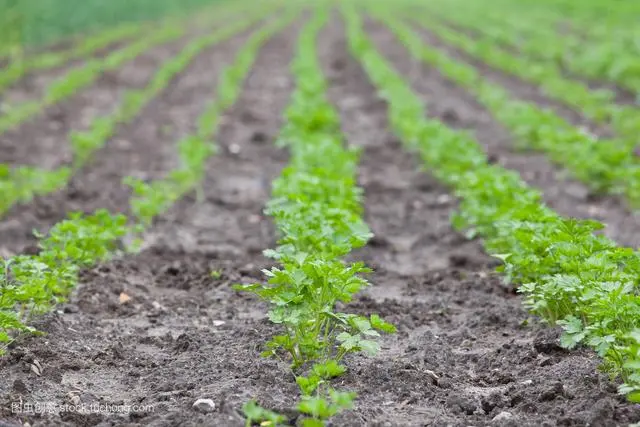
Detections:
[344, 4, 640, 402]
[236, 7, 396, 427]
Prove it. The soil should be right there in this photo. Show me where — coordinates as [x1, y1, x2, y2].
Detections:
[1, 14, 640, 427]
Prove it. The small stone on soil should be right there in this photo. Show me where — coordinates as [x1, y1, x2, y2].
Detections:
[492, 411, 514, 422]
[192, 398, 216, 413]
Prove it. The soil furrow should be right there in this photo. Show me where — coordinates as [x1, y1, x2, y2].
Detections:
[323, 16, 640, 426]
[0, 19, 301, 427]
[364, 18, 640, 249]
[405, 21, 613, 140]
[0, 25, 258, 256]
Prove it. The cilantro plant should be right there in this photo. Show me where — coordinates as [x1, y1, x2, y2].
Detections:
[0, 209, 128, 352]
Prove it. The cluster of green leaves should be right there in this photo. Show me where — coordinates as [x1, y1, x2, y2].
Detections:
[0, 209, 128, 350]
[0, 7, 267, 218]
[0, 23, 146, 96]
[345, 4, 640, 403]
[125, 10, 295, 230]
[369, 14, 640, 208]
[0, 165, 72, 215]
[235, 7, 395, 427]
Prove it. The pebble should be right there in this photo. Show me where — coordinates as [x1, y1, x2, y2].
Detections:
[192, 398, 216, 413]
[492, 411, 514, 422]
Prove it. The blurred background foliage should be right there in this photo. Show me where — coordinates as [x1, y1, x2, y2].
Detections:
[0, 0, 224, 51]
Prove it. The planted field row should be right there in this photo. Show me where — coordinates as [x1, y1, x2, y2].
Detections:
[353, 3, 640, 403]
[237, 7, 395, 425]
[1, 2, 640, 426]
[360, 7, 640, 212]
[0, 5, 277, 218]
[0, 6, 295, 350]
[417, 0, 640, 96]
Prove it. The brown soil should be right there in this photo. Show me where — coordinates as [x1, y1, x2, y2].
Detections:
[0, 14, 639, 427]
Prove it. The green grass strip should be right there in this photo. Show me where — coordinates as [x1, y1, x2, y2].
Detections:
[0, 0, 233, 48]
[345, 4, 640, 403]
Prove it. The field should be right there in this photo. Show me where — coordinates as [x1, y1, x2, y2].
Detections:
[1, 0, 640, 425]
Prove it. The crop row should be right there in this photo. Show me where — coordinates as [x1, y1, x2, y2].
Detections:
[0, 23, 145, 96]
[421, 0, 640, 94]
[347, 3, 640, 402]
[0, 7, 287, 353]
[236, 6, 395, 426]
[0, 5, 274, 217]
[126, 9, 300, 237]
[0, 3, 251, 136]
[362, 10, 640, 209]
[406, 10, 640, 141]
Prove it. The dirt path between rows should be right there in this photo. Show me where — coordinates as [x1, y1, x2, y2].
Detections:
[362, 17, 640, 250]
[0, 19, 301, 427]
[0, 25, 259, 257]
